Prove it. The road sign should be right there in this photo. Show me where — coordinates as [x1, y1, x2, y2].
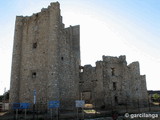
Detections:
[75, 100, 85, 108]
[13, 103, 20, 109]
[48, 101, 60, 108]
[13, 103, 30, 109]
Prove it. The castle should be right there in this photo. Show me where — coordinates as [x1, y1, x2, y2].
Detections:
[9, 2, 148, 111]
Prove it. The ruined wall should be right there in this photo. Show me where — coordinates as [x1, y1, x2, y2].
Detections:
[128, 62, 148, 107]
[10, 2, 80, 110]
[79, 65, 96, 103]
[94, 61, 105, 108]
[80, 55, 148, 109]
[101, 55, 128, 108]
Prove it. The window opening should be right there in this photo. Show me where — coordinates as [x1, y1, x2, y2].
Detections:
[113, 82, 117, 90]
[33, 42, 37, 49]
[111, 68, 115, 76]
[32, 72, 36, 78]
[114, 96, 118, 104]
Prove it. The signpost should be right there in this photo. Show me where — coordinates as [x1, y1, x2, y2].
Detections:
[48, 101, 60, 120]
[33, 90, 36, 120]
[33, 90, 36, 104]
[48, 101, 60, 108]
[75, 100, 85, 108]
[13, 103, 30, 120]
[13, 103, 30, 109]
[13, 103, 20, 120]
[75, 100, 85, 120]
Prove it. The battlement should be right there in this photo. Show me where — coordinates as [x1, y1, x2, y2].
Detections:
[102, 55, 126, 63]
[128, 61, 140, 75]
[50, 2, 60, 8]
[15, 2, 61, 23]
[128, 61, 139, 67]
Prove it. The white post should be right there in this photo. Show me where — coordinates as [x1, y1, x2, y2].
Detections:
[16, 109, 18, 120]
[77, 107, 79, 120]
[51, 108, 53, 120]
[81, 92, 83, 100]
[57, 108, 59, 120]
[82, 107, 84, 119]
[34, 90, 36, 105]
[33, 90, 36, 120]
[25, 109, 27, 120]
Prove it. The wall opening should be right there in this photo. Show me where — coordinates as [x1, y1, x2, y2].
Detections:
[111, 68, 115, 76]
[114, 96, 118, 104]
[32, 72, 36, 78]
[33, 42, 37, 49]
[113, 82, 117, 90]
[79, 66, 84, 72]
[81, 91, 91, 104]
[61, 57, 64, 61]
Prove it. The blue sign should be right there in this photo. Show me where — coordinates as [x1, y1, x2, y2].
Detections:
[48, 101, 60, 108]
[75, 100, 85, 108]
[13, 103, 20, 109]
[13, 103, 30, 109]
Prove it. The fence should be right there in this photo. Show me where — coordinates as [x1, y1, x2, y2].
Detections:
[1, 101, 160, 120]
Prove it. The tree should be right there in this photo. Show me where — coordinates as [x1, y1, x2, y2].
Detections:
[152, 93, 160, 102]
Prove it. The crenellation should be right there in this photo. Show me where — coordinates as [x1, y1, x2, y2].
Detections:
[96, 61, 103, 68]
[118, 55, 127, 64]
[128, 61, 140, 76]
[50, 2, 60, 8]
[41, 8, 47, 12]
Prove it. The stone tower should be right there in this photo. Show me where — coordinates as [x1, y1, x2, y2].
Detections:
[9, 2, 80, 110]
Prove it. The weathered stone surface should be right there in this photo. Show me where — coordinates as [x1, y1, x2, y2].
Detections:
[9, 2, 80, 110]
[9, 2, 148, 112]
[80, 55, 148, 109]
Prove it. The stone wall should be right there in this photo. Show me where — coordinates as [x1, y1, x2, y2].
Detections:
[10, 2, 148, 112]
[9, 2, 80, 110]
[80, 55, 148, 109]
[9, 16, 23, 104]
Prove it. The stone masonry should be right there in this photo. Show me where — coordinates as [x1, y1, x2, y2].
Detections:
[80, 55, 148, 110]
[9, 2, 148, 111]
[9, 2, 80, 110]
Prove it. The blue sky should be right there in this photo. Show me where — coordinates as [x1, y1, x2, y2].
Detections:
[0, 0, 160, 95]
